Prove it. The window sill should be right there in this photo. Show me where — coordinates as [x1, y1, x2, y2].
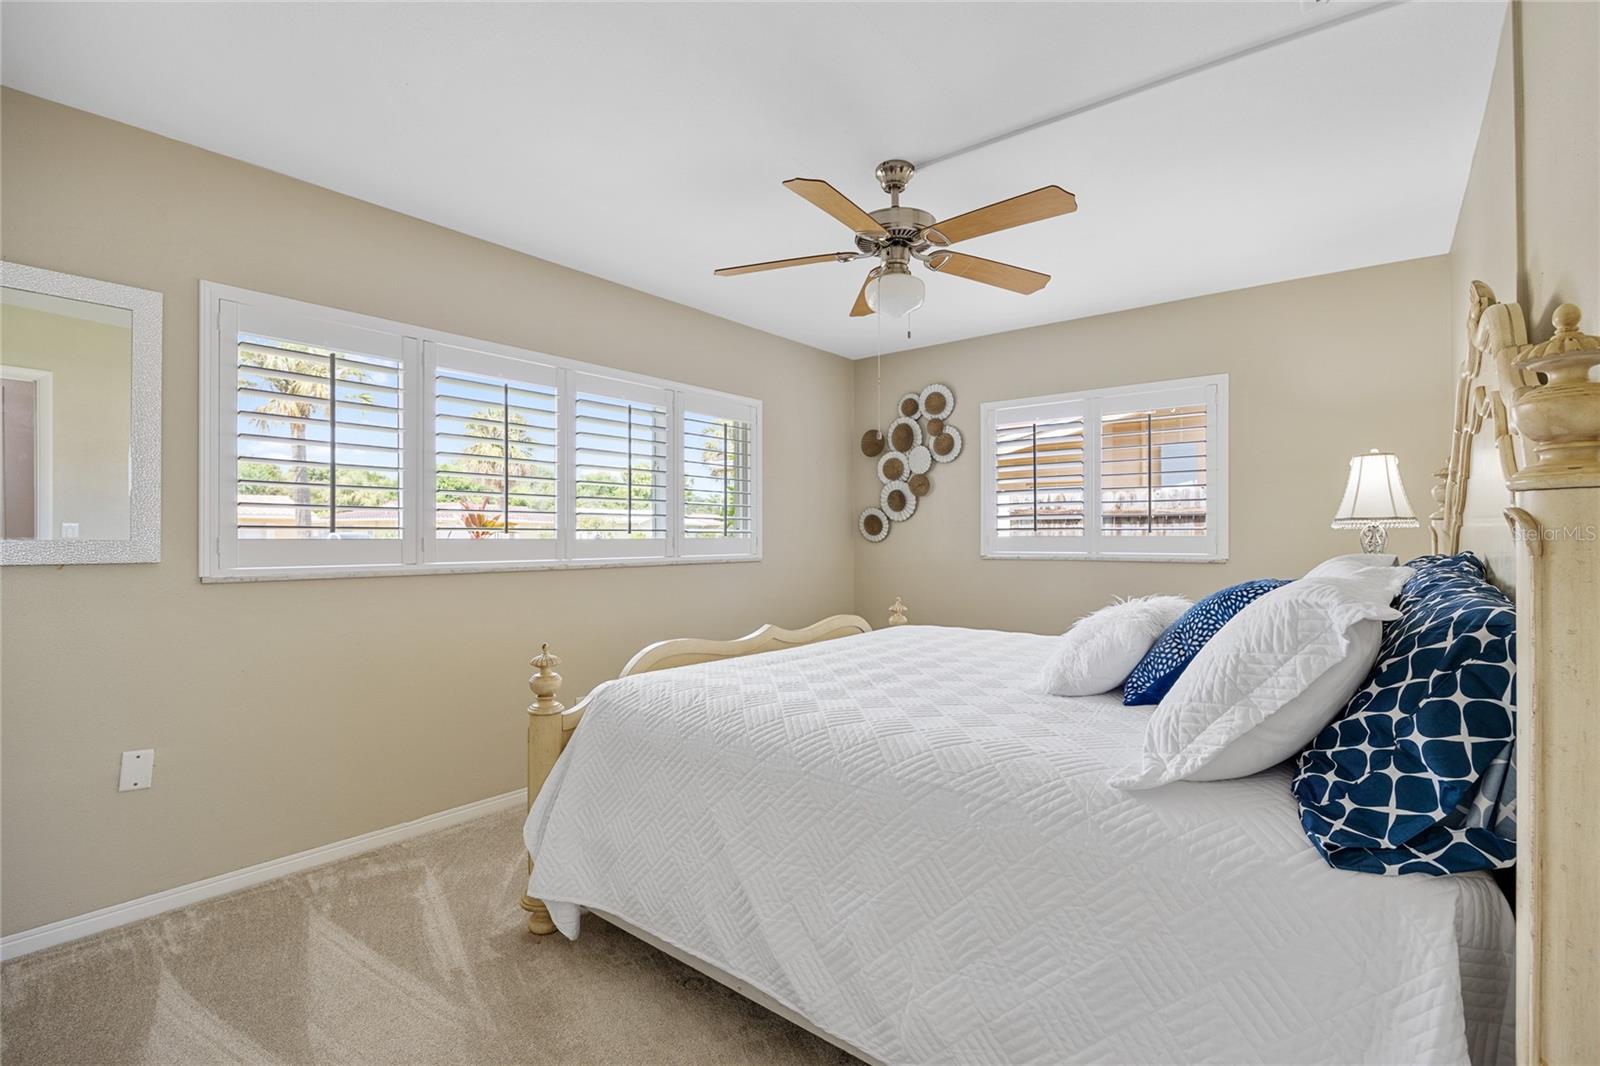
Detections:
[980, 551, 1229, 564]
[200, 551, 762, 583]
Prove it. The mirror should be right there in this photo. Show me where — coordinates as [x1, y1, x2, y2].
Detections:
[0, 263, 161, 565]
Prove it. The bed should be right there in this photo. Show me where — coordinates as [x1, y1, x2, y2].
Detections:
[525, 624, 1513, 1064]
[517, 283, 1597, 1064]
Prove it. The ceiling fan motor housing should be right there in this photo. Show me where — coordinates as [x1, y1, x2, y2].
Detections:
[856, 205, 936, 254]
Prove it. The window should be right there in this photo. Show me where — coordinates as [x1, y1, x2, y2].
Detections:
[221, 299, 416, 573]
[680, 396, 755, 556]
[981, 375, 1226, 561]
[427, 341, 560, 563]
[572, 374, 669, 557]
[202, 284, 760, 580]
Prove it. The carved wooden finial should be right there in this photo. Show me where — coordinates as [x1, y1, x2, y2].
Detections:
[1510, 302, 1600, 489]
[528, 642, 565, 716]
[888, 597, 908, 626]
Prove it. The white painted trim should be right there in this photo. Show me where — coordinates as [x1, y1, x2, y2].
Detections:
[198, 551, 762, 583]
[0, 365, 53, 537]
[0, 788, 526, 962]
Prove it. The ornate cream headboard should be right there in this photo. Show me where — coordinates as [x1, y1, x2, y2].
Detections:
[1442, 282, 1600, 1066]
[1431, 281, 1537, 589]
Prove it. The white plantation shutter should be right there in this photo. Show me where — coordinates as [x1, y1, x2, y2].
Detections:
[679, 391, 758, 557]
[426, 341, 560, 562]
[981, 376, 1226, 561]
[203, 285, 761, 579]
[570, 371, 670, 559]
[991, 400, 1087, 549]
[224, 301, 415, 571]
[1099, 401, 1209, 538]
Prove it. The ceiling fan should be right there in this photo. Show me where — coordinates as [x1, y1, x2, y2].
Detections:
[714, 159, 1076, 319]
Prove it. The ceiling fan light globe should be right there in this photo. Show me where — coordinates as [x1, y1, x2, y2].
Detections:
[866, 272, 925, 318]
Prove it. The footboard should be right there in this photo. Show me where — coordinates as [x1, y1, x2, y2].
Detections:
[519, 605, 899, 934]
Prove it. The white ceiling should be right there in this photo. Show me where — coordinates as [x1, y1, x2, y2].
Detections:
[1, 1, 1505, 359]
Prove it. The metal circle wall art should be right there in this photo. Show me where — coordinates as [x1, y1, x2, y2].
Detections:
[931, 425, 963, 463]
[906, 444, 933, 475]
[859, 506, 890, 542]
[918, 383, 954, 420]
[887, 416, 922, 453]
[858, 384, 961, 540]
[881, 479, 917, 521]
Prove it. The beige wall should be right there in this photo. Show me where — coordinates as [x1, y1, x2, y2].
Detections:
[1450, 5, 1518, 374]
[0, 89, 855, 935]
[1512, 0, 1599, 331]
[1, 303, 134, 539]
[851, 257, 1451, 634]
[1449, 0, 1600, 362]
[1444, 0, 1598, 575]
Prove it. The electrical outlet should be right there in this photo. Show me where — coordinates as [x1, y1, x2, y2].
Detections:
[119, 749, 154, 791]
[60, 523, 80, 539]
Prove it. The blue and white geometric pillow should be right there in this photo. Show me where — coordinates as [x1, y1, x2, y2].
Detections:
[1122, 578, 1291, 706]
[1292, 553, 1517, 875]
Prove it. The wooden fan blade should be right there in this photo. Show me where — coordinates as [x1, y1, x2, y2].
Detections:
[714, 253, 852, 277]
[783, 178, 889, 237]
[924, 186, 1077, 247]
[927, 251, 1049, 295]
[849, 270, 879, 317]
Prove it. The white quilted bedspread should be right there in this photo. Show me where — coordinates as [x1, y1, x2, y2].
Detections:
[525, 626, 1513, 1065]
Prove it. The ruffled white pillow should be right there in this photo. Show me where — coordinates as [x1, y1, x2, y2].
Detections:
[1304, 553, 1397, 579]
[1110, 566, 1412, 789]
[1040, 595, 1192, 696]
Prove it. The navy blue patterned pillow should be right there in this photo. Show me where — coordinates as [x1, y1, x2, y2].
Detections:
[1292, 552, 1516, 875]
[1399, 552, 1487, 603]
[1122, 578, 1290, 705]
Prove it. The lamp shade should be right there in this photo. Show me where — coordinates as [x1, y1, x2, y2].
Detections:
[1331, 450, 1418, 528]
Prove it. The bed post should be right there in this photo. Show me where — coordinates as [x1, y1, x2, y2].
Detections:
[521, 643, 564, 936]
[1499, 303, 1600, 1066]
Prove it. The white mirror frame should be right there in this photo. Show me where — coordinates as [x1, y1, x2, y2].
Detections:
[1, 262, 162, 565]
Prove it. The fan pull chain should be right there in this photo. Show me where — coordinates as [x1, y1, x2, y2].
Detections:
[875, 303, 883, 420]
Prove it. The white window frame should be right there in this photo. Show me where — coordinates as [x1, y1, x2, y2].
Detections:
[980, 374, 1228, 563]
[200, 283, 762, 581]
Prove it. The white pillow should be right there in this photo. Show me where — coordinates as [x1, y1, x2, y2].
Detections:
[1305, 553, 1397, 579]
[1109, 567, 1412, 789]
[1040, 595, 1192, 696]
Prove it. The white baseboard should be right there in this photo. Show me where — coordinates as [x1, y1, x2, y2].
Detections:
[0, 788, 526, 962]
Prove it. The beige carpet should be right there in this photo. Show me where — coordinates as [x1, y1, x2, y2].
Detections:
[1, 807, 855, 1066]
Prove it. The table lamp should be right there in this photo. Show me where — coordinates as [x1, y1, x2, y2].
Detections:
[1332, 449, 1418, 553]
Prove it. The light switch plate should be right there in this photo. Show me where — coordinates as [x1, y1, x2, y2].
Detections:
[119, 749, 154, 791]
